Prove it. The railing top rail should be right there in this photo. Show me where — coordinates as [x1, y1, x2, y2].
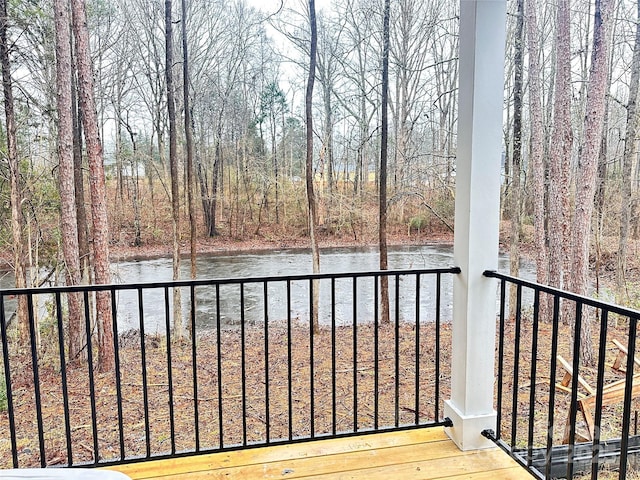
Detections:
[484, 269, 640, 319]
[0, 267, 461, 296]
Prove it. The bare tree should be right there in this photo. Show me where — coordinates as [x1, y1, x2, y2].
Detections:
[182, 0, 197, 292]
[526, 0, 549, 318]
[1, 0, 29, 343]
[509, 0, 525, 319]
[165, 0, 183, 339]
[430, 13, 458, 193]
[71, 53, 91, 284]
[127, 0, 167, 229]
[316, 14, 340, 199]
[187, 1, 263, 237]
[570, 0, 614, 365]
[617, 0, 640, 298]
[258, 82, 287, 224]
[388, 0, 437, 190]
[71, 0, 114, 372]
[337, 0, 377, 197]
[53, 0, 85, 360]
[306, 0, 320, 334]
[379, 0, 390, 325]
[547, 0, 573, 314]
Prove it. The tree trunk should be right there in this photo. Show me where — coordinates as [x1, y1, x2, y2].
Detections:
[617, 0, 640, 298]
[124, 124, 142, 248]
[323, 80, 334, 200]
[379, 0, 391, 325]
[306, 0, 320, 334]
[526, 0, 549, 320]
[54, 0, 84, 360]
[165, 0, 183, 339]
[1, 0, 29, 344]
[272, 112, 279, 224]
[182, 0, 197, 288]
[570, 0, 613, 366]
[182, 0, 196, 339]
[71, 54, 91, 285]
[547, 0, 573, 321]
[595, 50, 614, 298]
[509, 0, 524, 320]
[71, 0, 114, 372]
[210, 132, 222, 237]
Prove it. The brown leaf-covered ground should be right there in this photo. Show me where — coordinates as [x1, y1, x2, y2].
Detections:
[0, 321, 452, 468]
[2, 312, 640, 478]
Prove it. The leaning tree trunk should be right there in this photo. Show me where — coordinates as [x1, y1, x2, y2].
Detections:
[570, 0, 613, 366]
[306, 0, 320, 334]
[379, 0, 391, 325]
[1, 0, 29, 344]
[71, 0, 114, 372]
[53, 0, 85, 360]
[165, 0, 183, 340]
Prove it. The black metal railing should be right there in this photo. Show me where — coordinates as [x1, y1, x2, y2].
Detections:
[0, 267, 458, 468]
[484, 270, 640, 480]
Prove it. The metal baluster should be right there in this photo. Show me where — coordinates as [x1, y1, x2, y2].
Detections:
[110, 288, 125, 460]
[395, 274, 400, 427]
[510, 285, 523, 451]
[54, 292, 73, 466]
[353, 277, 358, 432]
[374, 276, 380, 430]
[566, 301, 584, 479]
[190, 284, 200, 452]
[415, 274, 421, 425]
[26, 293, 45, 466]
[309, 279, 315, 438]
[545, 295, 561, 479]
[527, 289, 540, 466]
[240, 283, 247, 446]
[138, 289, 151, 458]
[287, 280, 293, 441]
[215, 283, 223, 447]
[264, 281, 270, 443]
[591, 309, 609, 480]
[331, 278, 337, 436]
[163, 287, 176, 455]
[83, 291, 99, 464]
[619, 317, 638, 480]
[0, 294, 18, 467]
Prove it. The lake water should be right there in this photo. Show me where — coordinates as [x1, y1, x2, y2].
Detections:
[1, 245, 536, 333]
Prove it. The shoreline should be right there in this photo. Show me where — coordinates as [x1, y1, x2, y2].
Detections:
[108, 231, 457, 263]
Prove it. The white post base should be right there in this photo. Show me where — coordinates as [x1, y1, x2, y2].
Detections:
[444, 400, 497, 451]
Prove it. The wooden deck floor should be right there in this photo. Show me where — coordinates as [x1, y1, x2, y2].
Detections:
[104, 428, 533, 479]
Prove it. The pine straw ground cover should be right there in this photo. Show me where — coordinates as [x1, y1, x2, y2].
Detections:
[1, 316, 640, 478]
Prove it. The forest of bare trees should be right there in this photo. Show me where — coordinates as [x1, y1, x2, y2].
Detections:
[2, 0, 640, 365]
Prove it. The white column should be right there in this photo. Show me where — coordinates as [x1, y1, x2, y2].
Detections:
[444, 0, 507, 451]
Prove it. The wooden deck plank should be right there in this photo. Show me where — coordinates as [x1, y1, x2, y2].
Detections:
[132, 441, 460, 479]
[109, 429, 449, 479]
[104, 428, 531, 480]
[295, 453, 528, 479]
